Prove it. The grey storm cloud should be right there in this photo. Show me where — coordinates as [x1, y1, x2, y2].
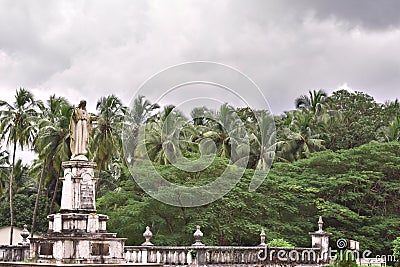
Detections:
[289, 0, 400, 30]
[0, 0, 399, 115]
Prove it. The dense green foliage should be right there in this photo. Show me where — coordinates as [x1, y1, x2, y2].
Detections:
[98, 142, 400, 255]
[0, 88, 399, 255]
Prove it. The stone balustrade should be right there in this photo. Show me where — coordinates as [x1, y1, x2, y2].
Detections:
[0, 225, 30, 262]
[125, 246, 193, 265]
[0, 218, 331, 266]
[0, 245, 30, 262]
[124, 245, 322, 266]
[124, 219, 330, 266]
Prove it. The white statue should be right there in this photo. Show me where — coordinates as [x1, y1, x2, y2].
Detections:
[70, 100, 94, 160]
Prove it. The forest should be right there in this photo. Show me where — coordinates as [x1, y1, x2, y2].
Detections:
[0, 88, 400, 256]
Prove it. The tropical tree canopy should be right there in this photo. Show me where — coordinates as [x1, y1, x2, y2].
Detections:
[0, 88, 399, 255]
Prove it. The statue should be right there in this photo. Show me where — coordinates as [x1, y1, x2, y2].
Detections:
[70, 100, 94, 160]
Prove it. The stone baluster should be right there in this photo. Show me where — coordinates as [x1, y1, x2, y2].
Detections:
[134, 250, 140, 263]
[167, 250, 172, 264]
[130, 249, 136, 263]
[161, 250, 166, 263]
[187, 250, 193, 264]
[137, 250, 142, 263]
[178, 250, 184, 264]
[156, 251, 161, 263]
[125, 249, 130, 262]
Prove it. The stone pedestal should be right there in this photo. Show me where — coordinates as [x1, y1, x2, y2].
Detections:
[30, 160, 126, 264]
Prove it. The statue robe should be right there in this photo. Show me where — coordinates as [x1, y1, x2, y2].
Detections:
[70, 107, 91, 157]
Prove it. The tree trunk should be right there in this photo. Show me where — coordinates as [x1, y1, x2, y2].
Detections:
[49, 165, 62, 214]
[31, 159, 47, 237]
[9, 141, 16, 245]
[96, 159, 104, 195]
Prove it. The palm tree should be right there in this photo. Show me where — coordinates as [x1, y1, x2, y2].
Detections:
[131, 95, 160, 125]
[250, 113, 276, 171]
[190, 106, 214, 127]
[277, 111, 325, 162]
[0, 88, 40, 244]
[123, 96, 159, 161]
[295, 89, 327, 115]
[141, 105, 190, 165]
[12, 159, 35, 195]
[201, 104, 247, 161]
[31, 96, 72, 236]
[92, 95, 127, 192]
[381, 116, 400, 142]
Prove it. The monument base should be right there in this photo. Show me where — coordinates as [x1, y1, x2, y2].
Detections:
[29, 160, 127, 264]
[30, 235, 125, 264]
[30, 212, 126, 264]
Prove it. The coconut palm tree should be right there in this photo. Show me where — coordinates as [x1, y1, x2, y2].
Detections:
[295, 89, 327, 115]
[0, 88, 40, 244]
[381, 116, 400, 142]
[191, 106, 214, 127]
[141, 105, 190, 165]
[250, 113, 276, 170]
[277, 111, 325, 162]
[201, 104, 248, 161]
[31, 96, 72, 236]
[12, 159, 35, 195]
[91, 95, 127, 192]
[123, 96, 159, 161]
[131, 95, 160, 125]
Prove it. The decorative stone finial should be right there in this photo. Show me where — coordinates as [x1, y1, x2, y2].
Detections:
[318, 216, 323, 232]
[259, 228, 266, 246]
[192, 225, 204, 246]
[142, 226, 154, 246]
[20, 224, 30, 245]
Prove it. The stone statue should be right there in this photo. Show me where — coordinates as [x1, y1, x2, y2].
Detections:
[70, 100, 94, 160]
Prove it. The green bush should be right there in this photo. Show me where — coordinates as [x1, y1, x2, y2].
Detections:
[333, 250, 357, 267]
[267, 238, 294, 248]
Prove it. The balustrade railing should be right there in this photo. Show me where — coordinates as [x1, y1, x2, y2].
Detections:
[0, 218, 331, 266]
[124, 222, 330, 266]
[124, 245, 322, 266]
[0, 245, 30, 262]
[125, 246, 193, 264]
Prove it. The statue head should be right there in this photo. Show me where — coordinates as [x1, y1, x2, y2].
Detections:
[78, 100, 87, 109]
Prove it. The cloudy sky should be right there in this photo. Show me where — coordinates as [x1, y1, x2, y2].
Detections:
[1, 0, 400, 115]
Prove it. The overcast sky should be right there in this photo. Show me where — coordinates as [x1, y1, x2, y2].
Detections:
[1, 0, 400, 115]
